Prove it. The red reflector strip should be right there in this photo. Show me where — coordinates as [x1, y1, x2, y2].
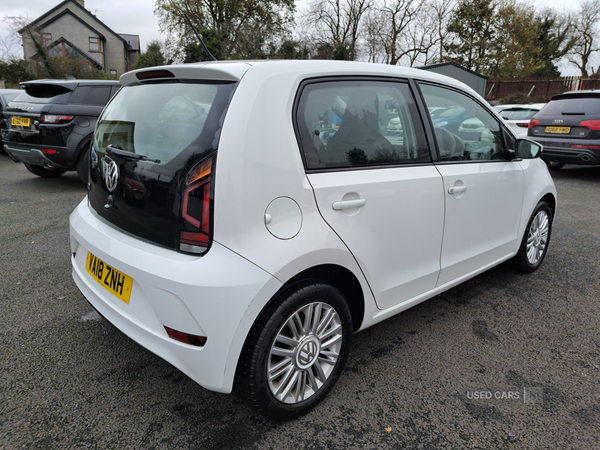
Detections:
[180, 231, 209, 246]
[41, 148, 58, 154]
[164, 326, 207, 347]
[570, 144, 600, 149]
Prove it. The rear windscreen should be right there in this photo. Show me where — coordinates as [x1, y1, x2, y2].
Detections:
[95, 82, 236, 165]
[540, 98, 600, 116]
[18, 84, 72, 103]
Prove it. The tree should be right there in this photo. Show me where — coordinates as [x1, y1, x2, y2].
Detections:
[532, 8, 577, 77]
[133, 40, 167, 69]
[303, 0, 372, 61]
[154, 0, 295, 60]
[486, 0, 541, 77]
[445, 0, 497, 73]
[567, 0, 600, 77]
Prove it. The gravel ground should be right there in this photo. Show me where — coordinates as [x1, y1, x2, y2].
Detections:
[1, 153, 599, 449]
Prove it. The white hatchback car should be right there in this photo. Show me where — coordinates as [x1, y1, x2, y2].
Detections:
[493, 103, 546, 137]
[70, 60, 556, 419]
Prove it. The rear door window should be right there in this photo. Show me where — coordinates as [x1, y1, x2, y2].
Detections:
[295, 79, 430, 169]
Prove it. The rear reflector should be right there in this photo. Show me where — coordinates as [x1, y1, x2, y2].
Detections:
[570, 144, 600, 149]
[164, 326, 207, 347]
[41, 148, 58, 154]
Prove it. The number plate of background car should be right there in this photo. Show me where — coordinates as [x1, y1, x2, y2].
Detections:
[545, 126, 570, 134]
[11, 117, 30, 127]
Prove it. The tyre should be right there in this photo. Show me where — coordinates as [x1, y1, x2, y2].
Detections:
[236, 281, 353, 420]
[515, 202, 552, 273]
[545, 160, 565, 171]
[23, 163, 66, 178]
[76, 143, 90, 183]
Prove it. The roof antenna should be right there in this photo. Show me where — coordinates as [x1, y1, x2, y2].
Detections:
[183, 13, 217, 62]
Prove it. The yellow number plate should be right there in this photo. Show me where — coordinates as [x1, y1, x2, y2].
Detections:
[86, 252, 133, 303]
[545, 126, 571, 134]
[11, 117, 30, 127]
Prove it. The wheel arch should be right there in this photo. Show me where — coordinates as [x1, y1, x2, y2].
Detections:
[540, 192, 556, 219]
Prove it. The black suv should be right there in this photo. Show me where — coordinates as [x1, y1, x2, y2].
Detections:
[2, 79, 120, 181]
[528, 90, 600, 170]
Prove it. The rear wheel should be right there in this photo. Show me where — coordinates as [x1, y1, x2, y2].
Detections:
[545, 160, 565, 171]
[236, 281, 353, 420]
[23, 163, 65, 178]
[515, 202, 552, 273]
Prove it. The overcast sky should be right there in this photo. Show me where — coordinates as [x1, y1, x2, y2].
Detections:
[0, 0, 585, 74]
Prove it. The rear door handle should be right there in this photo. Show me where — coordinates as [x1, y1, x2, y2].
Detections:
[332, 198, 366, 211]
[448, 186, 467, 194]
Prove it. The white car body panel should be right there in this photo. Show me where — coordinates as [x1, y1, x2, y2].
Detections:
[69, 60, 557, 397]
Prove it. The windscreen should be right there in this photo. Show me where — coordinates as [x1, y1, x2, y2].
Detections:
[95, 82, 231, 165]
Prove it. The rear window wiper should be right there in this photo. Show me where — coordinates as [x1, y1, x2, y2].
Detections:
[106, 144, 161, 163]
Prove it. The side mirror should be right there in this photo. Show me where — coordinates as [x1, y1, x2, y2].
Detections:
[516, 139, 543, 159]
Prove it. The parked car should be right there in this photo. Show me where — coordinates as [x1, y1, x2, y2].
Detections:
[527, 91, 600, 170]
[69, 60, 557, 419]
[493, 103, 546, 137]
[430, 106, 474, 133]
[2, 79, 120, 181]
[0, 88, 22, 152]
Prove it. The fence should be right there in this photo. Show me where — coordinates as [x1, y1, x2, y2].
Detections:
[485, 76, 600, 102]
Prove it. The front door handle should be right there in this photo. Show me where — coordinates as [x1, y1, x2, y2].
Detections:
[332, 198, 366, 211]
[448, 186, 467, 195]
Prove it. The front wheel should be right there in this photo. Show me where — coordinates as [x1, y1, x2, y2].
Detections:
[236, 282, 353, 420]
[23, 163, 65, 178]
[515, 202, 552, 273]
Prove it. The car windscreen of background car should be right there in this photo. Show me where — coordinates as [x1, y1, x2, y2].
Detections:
[540, 98, 600, 116]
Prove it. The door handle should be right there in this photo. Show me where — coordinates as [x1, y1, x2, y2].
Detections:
[332, 198, 366, 211]
[448, 186, 467, 195]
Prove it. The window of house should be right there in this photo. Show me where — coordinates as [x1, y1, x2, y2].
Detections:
[42, 33, 52, 46]
[89, 37, 101, 52]
[295, 79, 430, 169]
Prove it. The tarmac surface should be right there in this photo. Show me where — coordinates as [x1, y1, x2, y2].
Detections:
[1, 152, 599, 449]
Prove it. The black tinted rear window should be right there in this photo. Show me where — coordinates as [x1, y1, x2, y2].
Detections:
[15, 84, 72, 104]
[541, 98, 600, 116]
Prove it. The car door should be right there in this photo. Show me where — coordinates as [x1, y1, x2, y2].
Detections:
[295, 78, 444, 310]
[418, 83, 525, 286]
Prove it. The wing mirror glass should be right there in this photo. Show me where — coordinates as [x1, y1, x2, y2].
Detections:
[516, 139, 542, 159]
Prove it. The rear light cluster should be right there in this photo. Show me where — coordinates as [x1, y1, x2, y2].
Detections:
[516, 123, 529, 128]
[42, 115, 74, 123]
[578, 120, 600, 130]
[180, 157, 213, 254]
[528, 119, 540, 129]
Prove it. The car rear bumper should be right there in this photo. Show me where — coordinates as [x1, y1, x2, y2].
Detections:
[69, 198, 281, 393]
[528, 136, 600, 164]
[4, 142, 79, 169]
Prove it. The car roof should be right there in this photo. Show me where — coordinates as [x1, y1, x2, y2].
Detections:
[121, 59, 480, 98]
[551, 90, 600, 100]
[493, 103, 546, 111]
[20, 79, 120, 90]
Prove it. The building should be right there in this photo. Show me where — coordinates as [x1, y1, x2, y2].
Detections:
[19, 0, 139, 77]
[419, 62, 487, 98]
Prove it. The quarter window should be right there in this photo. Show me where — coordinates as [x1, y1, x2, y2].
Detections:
[420, 84, 506, 162]
[296, 80, 430, 169]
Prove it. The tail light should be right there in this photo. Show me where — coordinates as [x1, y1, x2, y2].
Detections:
[179, 157, 213, 254]
[578, 120, 600, 130]
[528, 119, 539, 129]
[516, 123, 528, 128]
[42, 115, 74, 123]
